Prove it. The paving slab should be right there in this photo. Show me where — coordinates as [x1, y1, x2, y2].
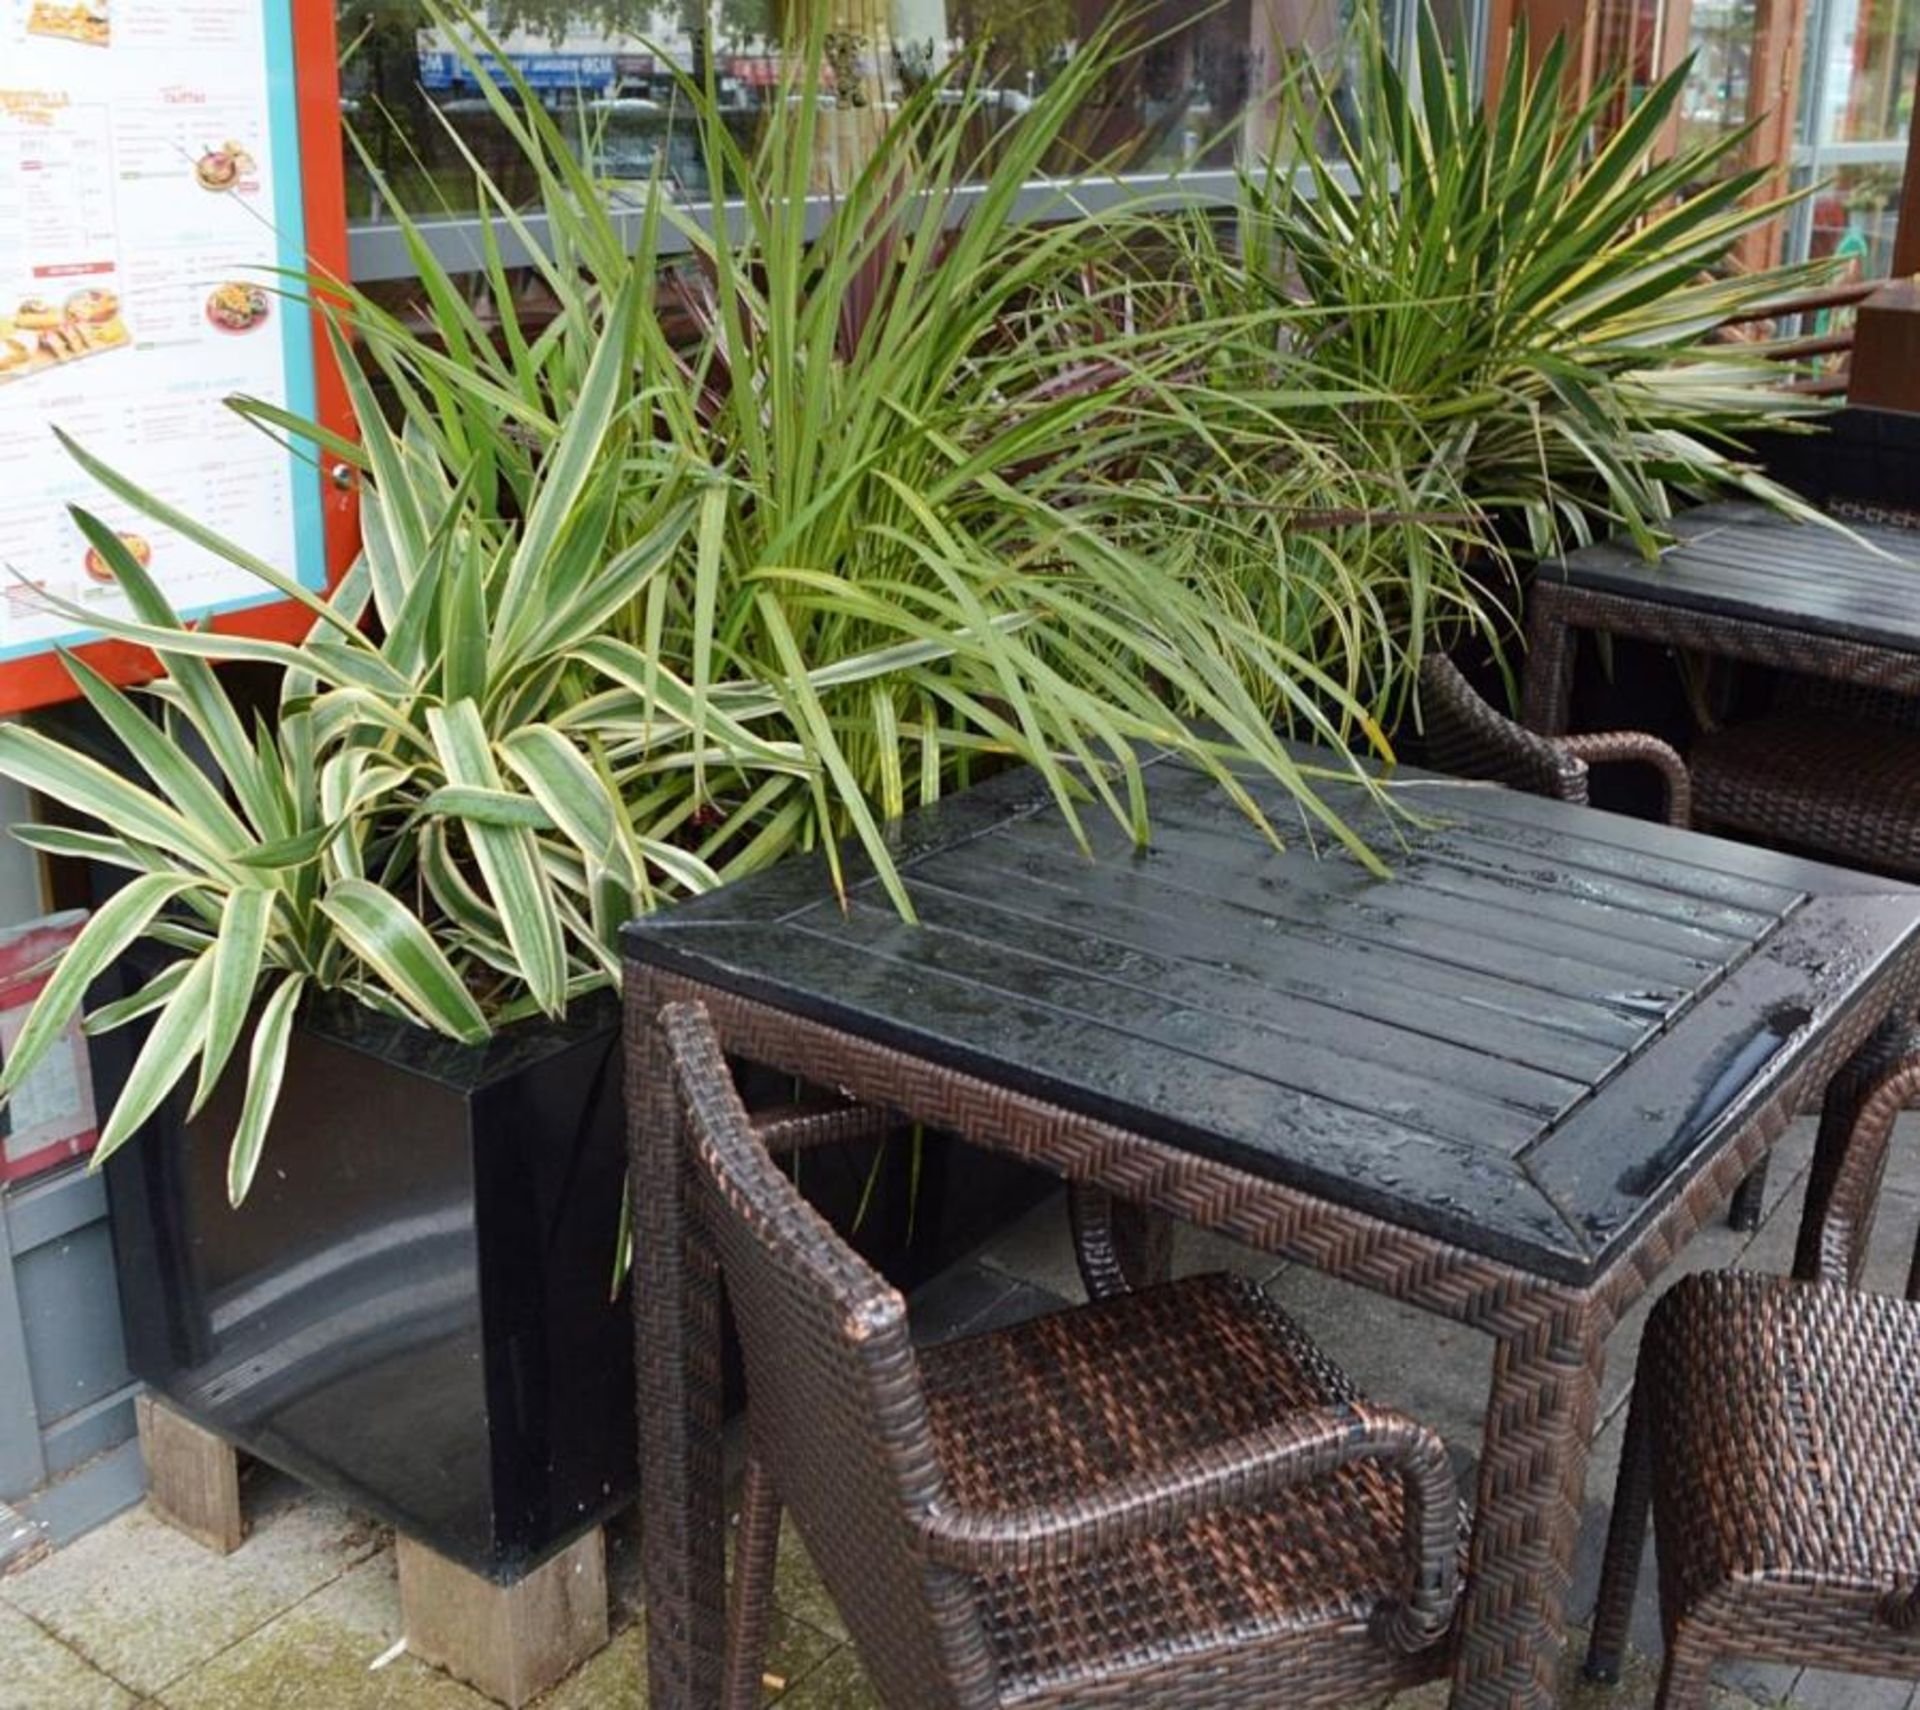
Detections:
[153, 1553, 489, 1710]
[1715, 1655, 1805, 1703]
[0, 1599, 133, 1710]
[767, 1644, 880, 1708]
[905, 1261, 1036, 1345]
[970, 1191, 1086, 1300]
[1858, 1186, 1920, 1296]
[528, 1621, 655, 1710]
[1792, 1667, 1916, 1709]
[1262, 1264, 1496, 1451]
[0, 1474, 384, 1697]
[536, 1610, 840, 1710]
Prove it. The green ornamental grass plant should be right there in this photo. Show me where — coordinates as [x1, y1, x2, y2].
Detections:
[0, 0, 1849, 1198]
[1158, 5, 1836, 716]
[0, 279, 724, 1202]
[340, 1, 1407, 882]
[0, 7, 1407, 1199]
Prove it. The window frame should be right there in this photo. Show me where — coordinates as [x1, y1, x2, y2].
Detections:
[343, 164, 1255, 280]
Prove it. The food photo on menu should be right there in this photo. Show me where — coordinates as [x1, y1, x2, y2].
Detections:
[0, 285, 130, 385]
[205, 280, 269, 334]
[25, 0, 107, 45]
[193, 140, 257, 193]
[81, 528, 149, 585]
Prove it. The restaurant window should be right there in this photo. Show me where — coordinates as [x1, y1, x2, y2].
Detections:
[336, 0, 1472, 279]
[1787, 0, 1920, 273]
[1573, 0, 1918, 273]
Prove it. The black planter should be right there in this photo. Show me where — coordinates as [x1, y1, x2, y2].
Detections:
[105, 993, 631, 1581]
[102, 984, 1052, 1581]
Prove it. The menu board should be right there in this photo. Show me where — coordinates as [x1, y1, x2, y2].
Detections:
[0, 0, 332, 691]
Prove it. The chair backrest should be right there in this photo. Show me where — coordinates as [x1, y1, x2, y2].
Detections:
[1415, 653, 1588, 803]
[1829, 496, 1920, 533]
[656, 1002, 999, 1710]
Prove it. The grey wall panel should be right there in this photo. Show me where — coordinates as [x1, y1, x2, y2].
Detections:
[1, 1161, 138, 1526]
[16, 1221, 131, 1423]
[6, 1166, 107, 1254]
[0, 1195, 46, 1502]
[43, 1390, 138, 1479]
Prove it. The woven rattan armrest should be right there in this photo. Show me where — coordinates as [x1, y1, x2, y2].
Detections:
[748, 1101, 895, 1155]
[1555, 731, 1693, 828]
[916, 1401, 1459, 1651]
[1798, 1041, 1920, 1297]
[1416, 653, 1691, 826]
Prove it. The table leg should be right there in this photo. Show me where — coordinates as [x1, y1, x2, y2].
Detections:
[1450, 1292, 1605, 1710]
[1726, 1160, 1770, 1232]
[1521, 593, 1576, 736]
[1068, 1183, 1174, 1298]
[630, 987, 729, 1710]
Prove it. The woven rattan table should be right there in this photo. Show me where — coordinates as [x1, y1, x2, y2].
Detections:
[622, 755, 1920, 1710]
[1522, 499, 1920, 733]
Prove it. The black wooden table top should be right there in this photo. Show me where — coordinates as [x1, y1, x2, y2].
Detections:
[624, 756, 1920, 1285]
[1539, 499, 1920, 653]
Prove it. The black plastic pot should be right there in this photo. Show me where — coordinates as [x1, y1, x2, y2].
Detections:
[102, 985, 1050, 1581]
[105, 992, 630, 1580]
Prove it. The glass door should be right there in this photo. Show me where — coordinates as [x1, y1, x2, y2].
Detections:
[1789, 0, 1920, 271]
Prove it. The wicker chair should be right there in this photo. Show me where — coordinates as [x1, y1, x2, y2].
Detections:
[656, 1000, 1466, 1710]
[1416, 653, 1692, 827]
[1686, 500, 1920, 881]
[1587, 1041, 1920, 1707]
[1689, 675, 1920, 881]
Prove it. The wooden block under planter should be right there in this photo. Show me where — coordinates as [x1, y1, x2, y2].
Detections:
[135, 1393, 243, 1554]
[396, 1528, 608, 1708]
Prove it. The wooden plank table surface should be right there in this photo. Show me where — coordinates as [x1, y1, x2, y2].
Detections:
[1523, 500, 1920, 732]
[623, 752, 1920, 1710]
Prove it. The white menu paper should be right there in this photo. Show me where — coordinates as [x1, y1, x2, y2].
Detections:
[0, 0, 323, 661]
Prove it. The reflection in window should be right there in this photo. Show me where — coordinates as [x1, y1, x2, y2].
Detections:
[336, 0, 1364, 227]
[1676, 0, 1759, 159]
[1821, 0, 1920, 148]
[1802, 0, 1919, 275]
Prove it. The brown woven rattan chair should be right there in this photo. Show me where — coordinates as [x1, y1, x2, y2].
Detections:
[655, 1000, 1465, 1710]
[1689, 674, 1920, 880]
[1416, 653, 1692, 827]
[1686, 500, 1920, 881]
[1587, 1044, 1920, 1707]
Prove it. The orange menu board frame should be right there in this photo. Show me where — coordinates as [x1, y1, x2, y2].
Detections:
[0, 0, 357, 715]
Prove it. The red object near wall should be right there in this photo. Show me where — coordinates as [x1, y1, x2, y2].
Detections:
[0, 911, 97, 1183]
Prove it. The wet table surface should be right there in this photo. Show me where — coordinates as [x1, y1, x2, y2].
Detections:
[1534, 499, 1920, 654]
[626, 752, 1920, 1288]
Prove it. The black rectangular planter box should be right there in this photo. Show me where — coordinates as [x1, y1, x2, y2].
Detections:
[102, 986, 1052, 1582]
[105, 993, 632, 1581]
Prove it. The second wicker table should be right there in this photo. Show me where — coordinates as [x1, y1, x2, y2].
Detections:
[1522, 500, 1920, 879]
